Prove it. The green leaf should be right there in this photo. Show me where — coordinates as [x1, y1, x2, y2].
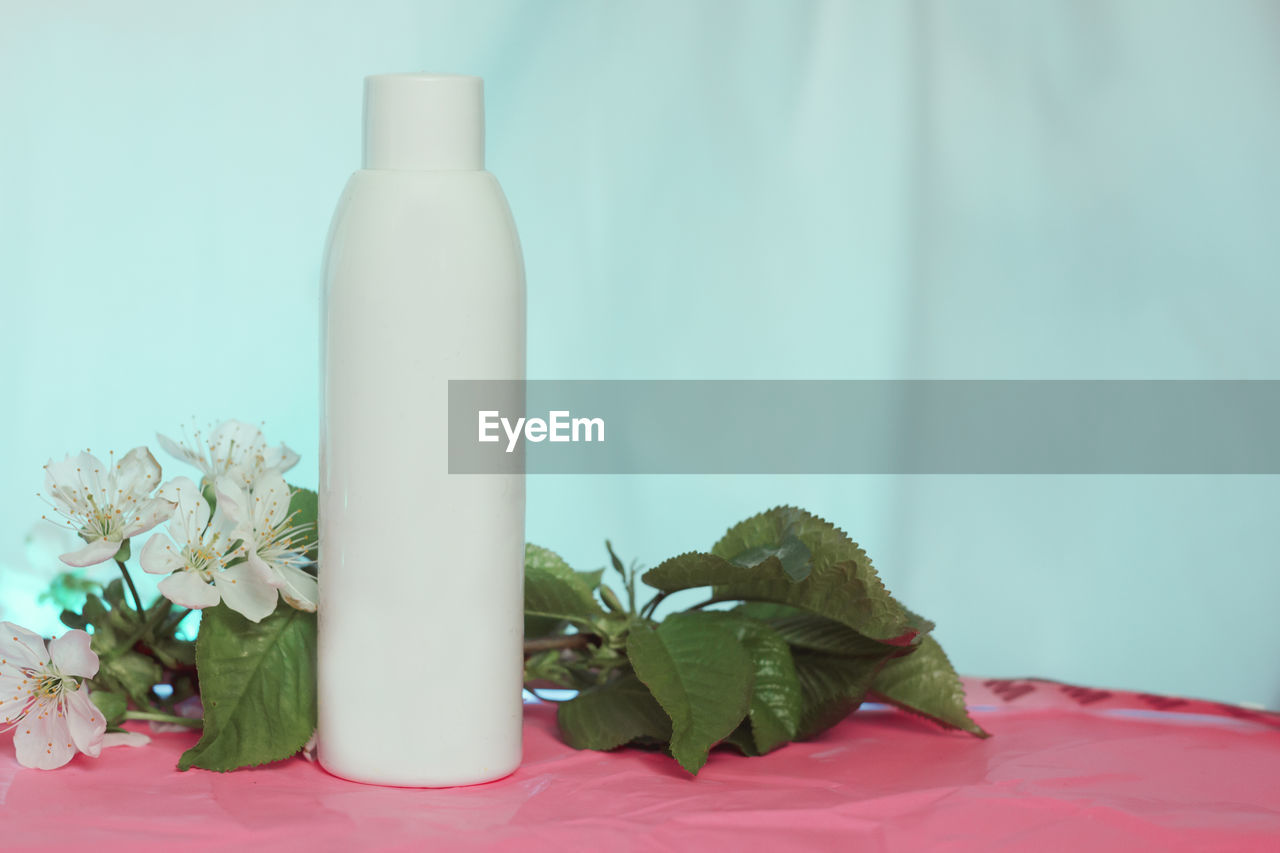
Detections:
[525, 544, 606, 628]
[643, 548, 914, 644]
[39, 572, 100, 612]
[644, 506, 917, 643]
[178, 603, 317, 771]
[99, 651, 162, 707]
[732, 601, 803, 621]
[729, 533, 812, 581]
[101, 579, 128, 612]
[760, 610, 908, 658]
[524, 649, 577, 689]
[557, 674, 672, 750]
[722, 721, 761, 756]
[870, 636, 989, 737]
[626, 613, 753, 774]
[793, 651, 891, 740]
[696, 612, 803, 754]
[60, 608, 89, 630]
[524, 615, 566, 639]
[89, 690, 128, 727]
[287, 486, 319, 561]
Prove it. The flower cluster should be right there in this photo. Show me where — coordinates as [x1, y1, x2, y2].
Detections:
[40, 419, 315, 621]
[7, 419, 317, 771]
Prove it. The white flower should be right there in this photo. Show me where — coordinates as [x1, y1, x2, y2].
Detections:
[42, 448, 177, 567]
[157, 419, 299, 490]
[215, 473, 318, 612]
[0, 624, 105, 769]
[139, 477, 279, 622]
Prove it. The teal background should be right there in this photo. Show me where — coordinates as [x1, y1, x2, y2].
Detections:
[2, 1, 1277, 706]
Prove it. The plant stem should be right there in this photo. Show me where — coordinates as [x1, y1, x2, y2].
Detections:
[684, 597, 727, 612]
[522, 634, 597, 656]
[162, 607, 194, 637]
[524, 686, 568, 703]
[115, 559, 146, 620]
[123, 710, 202, 728]
[641, 591, 668, 620]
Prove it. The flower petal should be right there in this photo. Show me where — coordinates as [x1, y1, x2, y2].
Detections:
[103, 730, 151, 749]
[209, 420, 265, 477]
[65, 688, 106, 757]
[264, 443, 300, 475]
[0, 680, 31, 723]
[156, 432, 211, 476]
[155, 476, 209, 544]
[139, 532, 185, 575]
[247, 551, 284, 587]
[48, 630, 98, 678]
[14, 702, 77, 769]
[60, 536, 122, 568]
[252, 472, 292, 531]
[274, 563, 319, 613]
[214, 563, 280, 622]
[213, 476, 250, 525]
[43, 452, 101, 516]
[112, 446, 163, 501]
[119, 496, 177, 539]
[157, 571, 221, 610]
[0, 621, 50, 669]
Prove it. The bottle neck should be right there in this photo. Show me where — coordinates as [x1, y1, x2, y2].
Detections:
[362, 74, 485, 171]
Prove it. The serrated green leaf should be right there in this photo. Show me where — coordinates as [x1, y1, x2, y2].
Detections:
[557, 674, 672, 750]
[764, 611, 909, 657]
[704, 506, 917, 643]
[643, 547, 914, 644]
[695, 612, 803, 754]
[793, 651, 892, 740]
[287, 486, 318, 561]
[871, 636, 989, 737]
[179, 603, 317, 771]
[89, 690, 128, 727]
[525, 544, 606, 628]
[626, 613, 752, 774]
[729, 533, 812, 581]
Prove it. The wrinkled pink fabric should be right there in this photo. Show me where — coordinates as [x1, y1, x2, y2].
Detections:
[2, 678, 1277, 852]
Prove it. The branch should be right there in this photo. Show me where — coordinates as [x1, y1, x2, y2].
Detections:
[522, 634, 598, 657]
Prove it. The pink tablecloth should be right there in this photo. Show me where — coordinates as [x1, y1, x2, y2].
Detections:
[3, 678, 1278, 852]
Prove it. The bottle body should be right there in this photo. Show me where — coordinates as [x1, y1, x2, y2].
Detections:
[318, 167, 525, 786]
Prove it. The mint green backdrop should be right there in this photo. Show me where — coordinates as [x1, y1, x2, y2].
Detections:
[2, 1, 1277, 707]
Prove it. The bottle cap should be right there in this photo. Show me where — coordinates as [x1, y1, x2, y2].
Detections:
[363, 73, 484, 171]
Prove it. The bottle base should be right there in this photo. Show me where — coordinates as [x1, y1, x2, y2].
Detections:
[316, 753, 521, 788]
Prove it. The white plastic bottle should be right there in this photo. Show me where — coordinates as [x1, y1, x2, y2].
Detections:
[318, 73, 525, 786]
